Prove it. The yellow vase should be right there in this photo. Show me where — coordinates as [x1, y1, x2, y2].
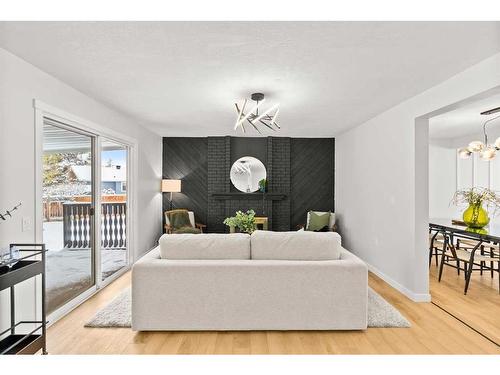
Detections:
[463, 203, 489, 229]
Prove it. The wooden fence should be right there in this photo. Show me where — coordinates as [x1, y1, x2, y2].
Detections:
[44, 195, 126, 222]
[43, 201, 64, 221]
[62, 202, 126, 249]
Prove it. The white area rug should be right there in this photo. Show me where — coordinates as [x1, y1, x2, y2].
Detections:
[85, 287, 410, 328]
[367, 288, 411, 328]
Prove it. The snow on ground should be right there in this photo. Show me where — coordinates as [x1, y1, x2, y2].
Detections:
[43, 221, 64, 252]
[46, 248, 127, 313]
[43, 221, 127, 313]
[46, 248, 126, 290]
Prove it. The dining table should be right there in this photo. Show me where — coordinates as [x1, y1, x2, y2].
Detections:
[429, 218, 500, 293]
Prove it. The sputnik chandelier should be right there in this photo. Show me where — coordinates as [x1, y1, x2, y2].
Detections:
[459, 106, 500, 161]
[234, 93, 280, 134]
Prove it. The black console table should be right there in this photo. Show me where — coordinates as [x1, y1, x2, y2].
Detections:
[0, 244, 47, 355]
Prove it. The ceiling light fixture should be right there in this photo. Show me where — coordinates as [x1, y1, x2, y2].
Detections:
[458, 106, 500, 161]
[234, 93, 280, 134]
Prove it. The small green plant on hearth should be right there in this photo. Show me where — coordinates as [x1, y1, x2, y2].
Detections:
[223, 209, 257, 234]
[258, 178, 267, 193]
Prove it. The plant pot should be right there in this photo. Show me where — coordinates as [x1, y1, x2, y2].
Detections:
[463, 203, 490, 228]
[229, 225, 236, 234]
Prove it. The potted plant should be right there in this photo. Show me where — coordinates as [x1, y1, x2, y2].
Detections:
[452, 187, 500, 228]
[223, 209, 257, 234]
[223, 216, 238, 233]
[258, 178, 267, 193]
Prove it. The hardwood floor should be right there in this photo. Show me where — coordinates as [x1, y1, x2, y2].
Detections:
[46, 268, 500, 354]
[429, 258, 500, 345]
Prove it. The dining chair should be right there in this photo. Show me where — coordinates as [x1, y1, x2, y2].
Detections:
[438, 234, 500, 294]
[429, 229, 445, 267]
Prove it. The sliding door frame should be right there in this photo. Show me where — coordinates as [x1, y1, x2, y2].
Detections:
[98, 136, 133, 289]
[34, 100, 138, 325]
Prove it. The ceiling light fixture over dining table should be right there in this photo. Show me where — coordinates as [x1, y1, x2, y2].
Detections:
[458, 106, 500, 161]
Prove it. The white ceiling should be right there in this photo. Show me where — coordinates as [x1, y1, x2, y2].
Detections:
[430, 90, 500, 140]
[1, 22, 499, 137]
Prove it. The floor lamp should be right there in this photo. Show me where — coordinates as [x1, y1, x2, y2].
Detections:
[162, 179, 182, 210]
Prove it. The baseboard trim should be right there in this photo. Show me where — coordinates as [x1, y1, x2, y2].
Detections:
[367, 262, 431, 302]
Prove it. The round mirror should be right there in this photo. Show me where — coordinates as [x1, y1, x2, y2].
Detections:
[230, 156, 267, 193]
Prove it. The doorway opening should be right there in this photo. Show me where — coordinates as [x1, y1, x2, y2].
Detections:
[426, 88, 500, 346]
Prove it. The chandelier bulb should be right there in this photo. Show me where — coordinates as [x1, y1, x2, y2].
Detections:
[495, 137, 500, 150]
[458, 148, 472, 159]
[480, 147, 497, 161]
[468, 141, 485, 152]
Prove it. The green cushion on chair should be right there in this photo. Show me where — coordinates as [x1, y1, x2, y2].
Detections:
[306, 211, 331, 231]
[173, 226, 202, 234]
[166, 209, 192, 230]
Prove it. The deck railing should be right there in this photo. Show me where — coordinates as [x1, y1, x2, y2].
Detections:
[62, 202, 126, 249]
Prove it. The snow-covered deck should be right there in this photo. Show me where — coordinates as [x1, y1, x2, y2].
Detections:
[43, 221, 127, 313]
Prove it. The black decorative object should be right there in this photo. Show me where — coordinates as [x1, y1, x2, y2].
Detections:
[0, 244, 47, 355]
[0, 202, 22, 222]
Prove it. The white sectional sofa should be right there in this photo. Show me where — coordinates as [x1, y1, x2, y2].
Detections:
[132, 231, 368, 331]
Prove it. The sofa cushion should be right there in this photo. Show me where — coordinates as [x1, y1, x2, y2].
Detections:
[250, 230, 342, 260]
[159, 233, 250, 260]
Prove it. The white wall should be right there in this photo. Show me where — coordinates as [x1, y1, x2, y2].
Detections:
[0, 48, 162, 334]
[428, 141, 460, 219]
[336, 52, 500, 302]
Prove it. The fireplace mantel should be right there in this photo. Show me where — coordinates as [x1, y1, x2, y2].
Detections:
[211, 192, 287, 201]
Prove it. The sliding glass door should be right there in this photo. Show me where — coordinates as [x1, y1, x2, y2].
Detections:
[42, 119, 96, 314]
[100, 138, 129, 282]
[41, 117, 131, 317]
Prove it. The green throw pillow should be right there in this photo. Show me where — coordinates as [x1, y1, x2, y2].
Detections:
[167, 209, 192, 230]
[173, 226, 201, 234]
[307, 211, 330, 231]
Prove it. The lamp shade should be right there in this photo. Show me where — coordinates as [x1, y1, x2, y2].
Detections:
[162, 179, 181, 193]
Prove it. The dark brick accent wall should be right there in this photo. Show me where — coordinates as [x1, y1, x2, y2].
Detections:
[163, 136, 334, 233]
[267, 137, 291, 231]
[207, 136, 230, 232]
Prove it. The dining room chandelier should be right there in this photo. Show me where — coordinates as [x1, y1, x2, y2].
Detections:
[234, 93, 280, 134]
[458, 106, 500, 161]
